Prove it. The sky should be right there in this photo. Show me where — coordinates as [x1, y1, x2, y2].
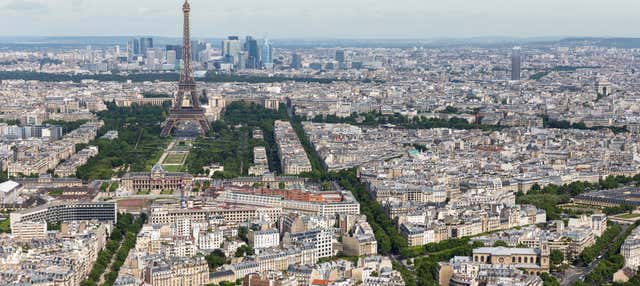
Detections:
[0, 0, 639, 39]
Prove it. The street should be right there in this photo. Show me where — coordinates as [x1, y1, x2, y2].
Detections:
[560, 224, 629, 286]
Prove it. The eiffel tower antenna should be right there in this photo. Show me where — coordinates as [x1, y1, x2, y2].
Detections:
[161, 0, 210, 137]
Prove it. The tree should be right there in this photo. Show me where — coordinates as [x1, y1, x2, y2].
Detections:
[540, 273, 560, 286]
[550, 249, 564, 266]
[531, 183, 541, 192]
[493, 240, 509, 247]
[234, 245, 254, 257]
[238, 226, 249, 243]
[442, 106, 459, 114]
[205, 250, 226, 270]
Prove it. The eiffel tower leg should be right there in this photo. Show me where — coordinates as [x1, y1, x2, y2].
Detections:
[161, 118, 177, 137]
[198, 119, 210, 135]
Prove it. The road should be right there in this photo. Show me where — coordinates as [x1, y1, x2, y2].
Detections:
[559, 224, 629, 286]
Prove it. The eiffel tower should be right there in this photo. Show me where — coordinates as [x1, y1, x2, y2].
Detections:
[161, 0, 210, 137]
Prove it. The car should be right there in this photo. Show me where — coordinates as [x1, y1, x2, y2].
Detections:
[597, 255, 603, 259]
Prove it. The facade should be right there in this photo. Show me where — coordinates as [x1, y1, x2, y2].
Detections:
[224, 246, 317, 280]
[149, 203, 282, 225]
[121, 164, 193, 193]
[145, 256, 209, 286]
[472, 246, 550, 275]
[226, 173, 307, 189]
[11, 220, 47, 240]
[438, 256, 543, 286]
[621, 225, 640, 270]
[249, 229, 280, 249]
[215, 188, 360, 217]
[10, 201, 117, 231]
[283, 229, 333, 259]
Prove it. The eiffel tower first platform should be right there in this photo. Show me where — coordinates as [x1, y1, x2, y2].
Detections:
[161, 0, 210, 137]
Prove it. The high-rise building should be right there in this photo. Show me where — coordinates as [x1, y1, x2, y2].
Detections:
[166, 50, 177, 66]
[511, 47, 522, 81]
[139, 37, 154, 57]
[129, 38, 141, 56]
[166, 45, 183, 60]
[238, 51, 247, 71]
[191, 40, 206, 62]
[146, 49, 158, 66]
[222, 36, 242, 68]
[291, 53, 302, 69]
[244, 36, 260, 69]
[335, 49, 345, 63]
[261, 38, 274, 68]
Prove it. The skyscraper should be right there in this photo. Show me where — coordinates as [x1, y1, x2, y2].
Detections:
[335, 49, 345, 63]
[238, 51, 247, 71]
[140, 37, 154, 57]
[511, 47, 521, 81]
[166, 45, 183, 60]
[166, 50, 177, 66]
[291, 53, 302, 69]
[130, 38, 140, 56]
[222, 36, 242, 68]
[261, 38, 274, 68]
[244, 36, 260, 69]
[191, 40, 206, 62]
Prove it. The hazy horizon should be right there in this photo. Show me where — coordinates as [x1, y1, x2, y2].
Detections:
[1, 0, 639, 39]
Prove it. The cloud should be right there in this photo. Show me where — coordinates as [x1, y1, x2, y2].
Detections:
[71, 0, 85, 12]
[3, 0, 48, 12]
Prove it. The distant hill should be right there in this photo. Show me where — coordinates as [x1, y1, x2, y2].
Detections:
[555, 37, 640, 48]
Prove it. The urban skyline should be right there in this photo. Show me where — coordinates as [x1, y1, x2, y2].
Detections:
[2, 1, 640, 286]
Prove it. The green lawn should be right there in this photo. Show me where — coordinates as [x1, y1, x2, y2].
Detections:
[163, 153, 187, 165]
[162, 165, 184, 172]
[0, 218, 11, 233]
[136, 190, 150, 195]
[170, 141, 192, 152]
[617, 213, 640, 219]
[160, 189, 174, 195]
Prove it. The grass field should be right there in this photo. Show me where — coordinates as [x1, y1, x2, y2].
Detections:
[617, 213, 640, 219]
[170, 140, 192, 152]
[160, 189, 174, 195]
[162, 165, 184, 172]
[163, 153, 187, 165]
[0, 218, 10, 233]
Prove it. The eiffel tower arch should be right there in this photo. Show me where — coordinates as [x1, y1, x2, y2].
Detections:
[161, 0, 210, 137]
